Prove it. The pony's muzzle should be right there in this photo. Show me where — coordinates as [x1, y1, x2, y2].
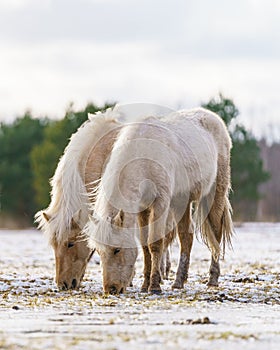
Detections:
[59, 279, 79, 290]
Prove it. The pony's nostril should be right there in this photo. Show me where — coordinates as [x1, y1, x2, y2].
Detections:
[109, 286, 117, 294]
[62, 281, 68, 290]
[71, 279, 77, 289]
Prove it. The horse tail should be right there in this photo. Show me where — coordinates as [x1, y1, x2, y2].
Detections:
[197, 192, 234, 261]
[220, 195, 234, 257]
[199, 212, 221, 262]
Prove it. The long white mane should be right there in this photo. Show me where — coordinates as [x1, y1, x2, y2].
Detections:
[35, 107, 121, 244]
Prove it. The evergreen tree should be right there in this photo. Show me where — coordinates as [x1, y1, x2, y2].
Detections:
[0, 113, 47, 220]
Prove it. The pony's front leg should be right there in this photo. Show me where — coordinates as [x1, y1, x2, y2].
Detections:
[147, 199, 168, 294]
[141, 245, 151, 292]
[148, 239, 164, 294]
[138, 209, 151, 292]
[172, 203, 193, 289]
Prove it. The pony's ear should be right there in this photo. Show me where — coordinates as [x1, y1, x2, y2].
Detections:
[71, 210, 81, 229]
[113, 209, 124, 227]
[43, 212, 51, 222]
[88, 112, 100, 120]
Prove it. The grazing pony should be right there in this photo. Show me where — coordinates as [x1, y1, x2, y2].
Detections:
[85, 107, 233, 294]
[35, 109, 122, 290]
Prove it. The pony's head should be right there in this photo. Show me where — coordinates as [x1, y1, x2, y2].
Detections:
[35, 210, 94, 290]
[86, 209, 138, 294]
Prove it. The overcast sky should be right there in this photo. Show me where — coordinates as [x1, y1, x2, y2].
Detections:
[0, 0, 280, 137]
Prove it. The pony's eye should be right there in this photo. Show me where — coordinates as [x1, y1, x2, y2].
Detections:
[114, 248, 121, 255]
[67, 242, 75, 248]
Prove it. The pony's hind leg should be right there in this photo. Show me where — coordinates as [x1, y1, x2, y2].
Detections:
[160, 229, 175, 280]
[207, 197, 232, 286]
[172, 202, 193, 289]
[206, 202, 224, 287]
[160, 250, 167, 280]
[160, 247, 171, 280]
[206, 173, 233, 287]
[164, 248, 171, 279]
[138, 209, 151, 293]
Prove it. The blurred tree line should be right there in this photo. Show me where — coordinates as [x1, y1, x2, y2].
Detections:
[257, 139, 280, 221]
[0, 96, 270, 226]
[202, 94, 270, 220]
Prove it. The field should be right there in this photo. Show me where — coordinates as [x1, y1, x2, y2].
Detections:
[0, 223, 279, 350]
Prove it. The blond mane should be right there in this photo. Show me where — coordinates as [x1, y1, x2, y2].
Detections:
[35, 107, 121, 244]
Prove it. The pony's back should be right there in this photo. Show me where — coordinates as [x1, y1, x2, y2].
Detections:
[93, 108, 228, 219]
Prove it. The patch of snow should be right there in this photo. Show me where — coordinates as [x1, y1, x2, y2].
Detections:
[0, 224, 279, 349]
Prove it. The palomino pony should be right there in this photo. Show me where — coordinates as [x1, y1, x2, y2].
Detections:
[85, 107, 233, 294]
[35, 109, 123, 290]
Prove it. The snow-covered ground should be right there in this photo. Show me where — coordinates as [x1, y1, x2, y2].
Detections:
[0, 223, 279, 350]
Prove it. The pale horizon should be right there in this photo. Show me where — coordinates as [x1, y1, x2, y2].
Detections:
[0, 0, 280, 139]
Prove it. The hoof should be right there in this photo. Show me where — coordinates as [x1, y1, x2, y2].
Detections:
[149, 289, 162, 295]
[172, 282, 184, 290]
[207, 281, 219, 287]
[140, 286, 148, 293]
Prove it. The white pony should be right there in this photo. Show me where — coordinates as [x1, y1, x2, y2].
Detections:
[85, 107, 233, 294]
[35, 108, 122, 290]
